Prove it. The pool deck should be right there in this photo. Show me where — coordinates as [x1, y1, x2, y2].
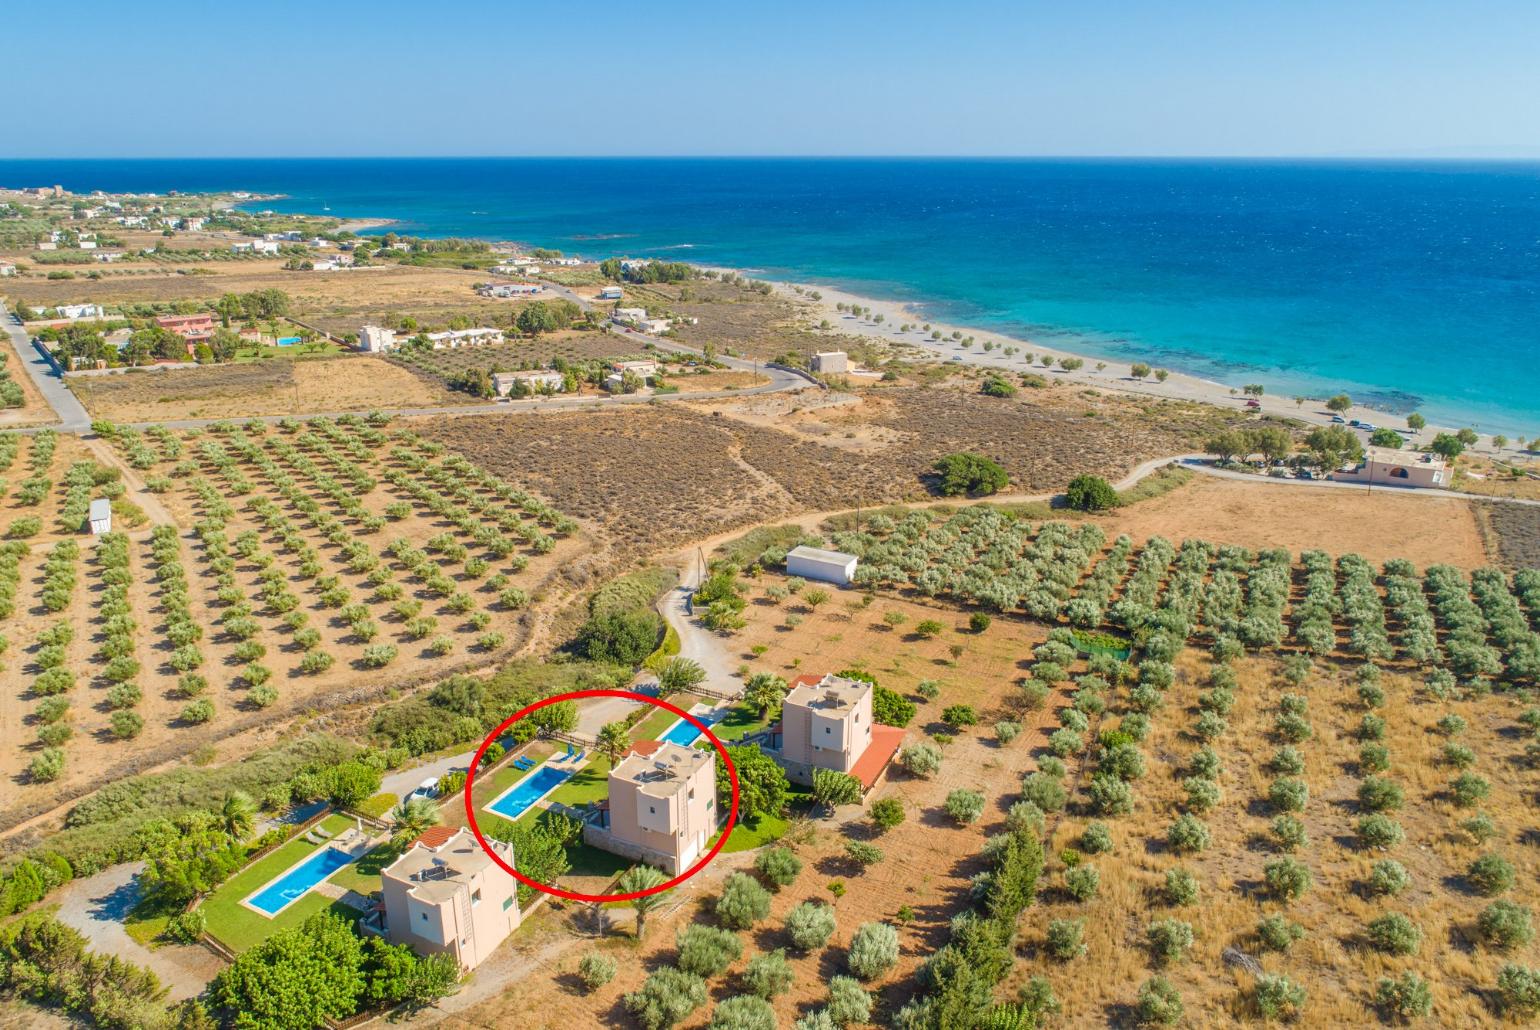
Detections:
[239, 827, 376, 918]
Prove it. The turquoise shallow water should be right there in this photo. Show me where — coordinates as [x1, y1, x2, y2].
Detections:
[3, 158, 1536, 434]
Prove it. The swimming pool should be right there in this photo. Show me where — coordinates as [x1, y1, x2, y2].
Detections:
[245, 845, 358, 917]
[485, 763, 574, 822]
[660, 711, 720, 747]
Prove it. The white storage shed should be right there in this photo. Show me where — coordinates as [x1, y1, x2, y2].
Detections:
[785, 545, 859, 586]
[88, 498, 112, 535]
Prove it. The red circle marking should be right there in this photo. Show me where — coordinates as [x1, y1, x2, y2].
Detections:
[462, 689, 740, 903]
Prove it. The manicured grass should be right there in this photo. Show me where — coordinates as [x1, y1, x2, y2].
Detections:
[444, 743, 556, 831]
[710, 786, 813, 853]
[713, 702, 773, 743]
[330, 838, 406, 896]
[525, 810, 631, 880]
[543, 756, 613, 811]
[199, 814, 358, 953]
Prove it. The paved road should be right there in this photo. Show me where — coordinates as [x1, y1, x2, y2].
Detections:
[1, 304, 90, 431]
[656, 555, 743, 699]
[1180, 456, 1540, 508]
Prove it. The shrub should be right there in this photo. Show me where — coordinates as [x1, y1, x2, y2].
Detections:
[1087, 773, 1132, 817]
[1080, 823, 1113, 855]
[710, 995, 775, 1030]
[1359, 743, 1390, 773]
[1269, 777, 1309, 813]
[1006, 801, 1046, 836]
[1469, 853, 1517, 896]
[826, 976, 872, 1027]
[969, 611, 992, 633]
[1183, 777, 1220, 814]
[1021, 772, 1067, 813]
[676, 925, 744, 978]
[847, 921, 899, 980]
[110, 710, 144, 739]
[1264, 857, 1312, 902]
[944, 789, 985, 825]
[1358, 776, 1404, 812]
[1065, 865, 1100, 902]
[1479, 901, 1535, 951]
[1462, 812, 1498, 844]
[844, 841, 883, 867]
[1367, 912, 1422, 955]
[941, 704, 978, 727]
[1367, 859, 1411, 896]
[785, 902, 836, 951]
[1270, 746, 1305, 776]
[1136, 976, 1184, 1026]
[742, 949, 793, 999]
[1065, 474, 1118, 512]
[624, 967, 707, 1030]
[1437, 713, 1468, 736]
[1164, 868, 1198, 906]
[900, 743, 941, 778]
[869, 797, 904, 832]
[28, 747, 65, 782]
[1257, 915, 1305, 952]
[1166, 815, 1210, 854]
[1194, 711, 1227, 741]
[1146, 918, 1194, 965]
[1270, 815, 1308, 852]
[1047, 728, 1083, 758]
[1375, 972, 1432, 1022]
[1045, 918, 1086, 960]
[1358, 814, 1405, 851]
[1274, 712, 1312, 743]
[180, 698, 215, 724]
[1451, 772, 1491, 808]
[1360, 713, 1386, 740]
[755, 848, 802, 888]
[717, 873, 772, 929]
[1254, 974, 1306, 1021]
[1497, 965, 1540, 1019]
[579, 952, 617, 991]
[993, 720, 1021, 744]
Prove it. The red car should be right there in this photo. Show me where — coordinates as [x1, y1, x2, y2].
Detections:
[1245, 399, 1261, 409]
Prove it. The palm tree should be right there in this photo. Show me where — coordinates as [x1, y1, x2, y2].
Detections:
[617, 865, 669, 939]
[219, 791, 257, 840]
[596, 721, 630, 767]
[744, 673, 787, 718]
[391, 796, 440, 845]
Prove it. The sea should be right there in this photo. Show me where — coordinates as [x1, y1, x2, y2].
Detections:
[3, 157, 1537, 435]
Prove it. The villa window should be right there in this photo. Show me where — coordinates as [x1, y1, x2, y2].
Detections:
[472, 889, 482, 906]
[1390, 467, 1409, 479]
[649, 805, 656, 815]
[420, 912, 428, 922]
[825, 726, 831, 734]
[502, 897, 514, 911]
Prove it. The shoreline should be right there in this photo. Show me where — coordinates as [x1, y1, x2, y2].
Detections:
[767, 278, 1523, 456]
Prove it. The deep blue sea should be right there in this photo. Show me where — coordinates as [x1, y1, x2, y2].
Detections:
[3, 158, 1537, 434]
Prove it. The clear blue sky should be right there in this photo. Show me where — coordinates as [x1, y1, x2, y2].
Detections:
[11, 0, 1539, 157]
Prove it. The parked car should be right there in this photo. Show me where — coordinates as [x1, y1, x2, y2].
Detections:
[408, 777, 438, 802]
[1330, 415, 1347, 424]
[1348, 419, 1362, 428]
[1359, 423, 1376, 432]
[1245, 399, 1261, 409]
[1295, 469, 1315, 479]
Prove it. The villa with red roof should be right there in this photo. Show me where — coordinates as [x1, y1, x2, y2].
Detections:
[754, 673, 904, 791]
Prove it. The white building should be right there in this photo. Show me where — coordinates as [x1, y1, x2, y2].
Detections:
[613, 307, 649, 325]
[477, 282, 543, 298]
[425, 327, 504, 349]
[785, 545, 859, 586]
[77, 240, 97, 250]
[232, 240, 280, 255]
[55, 304, 105, 320]
[88, 498, 112, 535]
[183, 217, 205, 232]
[812, 351, 849, 374]
[492, 370, 565, 397]
[551, 257, 582, 266]
[598, 286, 623, 300]
[358, 325, 398, 353]
[611, 359, 658, 379]
[0, 263, 14, 277]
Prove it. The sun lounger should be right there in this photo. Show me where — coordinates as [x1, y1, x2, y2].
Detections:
[312, 826, 334, 839]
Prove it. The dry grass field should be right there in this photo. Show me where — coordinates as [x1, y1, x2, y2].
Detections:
[1095, 476, 1489, 570]
[0, 417, 582, 830]
[1474, 502, 1540, 572]
[68, 354, 469, 421]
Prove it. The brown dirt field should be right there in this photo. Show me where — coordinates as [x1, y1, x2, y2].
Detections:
[0, 344, 60, 428]
[68, 355, 468, 421]
[1094, 476, 1489, 569]
[1021, 650, 1540, 1026]
[431, 582, 1066, 1030]
[420, 385, 1207, 567]
[1473, 502, 1540, 571]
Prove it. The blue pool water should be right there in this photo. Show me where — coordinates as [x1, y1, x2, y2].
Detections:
[661, 713, 719, 747]
[485, 764, 573, 821]
[246, 846, 358, 917]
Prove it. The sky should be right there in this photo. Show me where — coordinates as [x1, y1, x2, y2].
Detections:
[10, 0, 1540, 158]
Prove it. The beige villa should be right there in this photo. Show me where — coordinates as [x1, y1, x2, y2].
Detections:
[1332, 446, 1449, 489]
[367, 826, 520, 970]
[584, 741, 716, 874]
[754, 673, 905, 791]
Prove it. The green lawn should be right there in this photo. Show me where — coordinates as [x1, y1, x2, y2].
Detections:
[629, 695, 703, 743]
[330, 838, 406, 896]
[710, 785, 813, 853]
[444, 743, 556, 831]
[544, 756, 613, 811]
[713, 703, 774, 743]
[199, 814, 360, 953]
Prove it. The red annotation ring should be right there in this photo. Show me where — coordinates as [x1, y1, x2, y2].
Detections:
[462, 689, 739, 903]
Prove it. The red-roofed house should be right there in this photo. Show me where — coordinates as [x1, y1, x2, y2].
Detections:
[155, 313, 215, 345]
[750, 673, 902, 792]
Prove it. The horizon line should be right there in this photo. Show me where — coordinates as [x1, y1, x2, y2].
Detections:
[4, 153, 1540, 163]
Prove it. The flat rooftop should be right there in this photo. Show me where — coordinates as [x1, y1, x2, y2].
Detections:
[785, 673, 870, 715]
[1365, 446, 1446, 469]
[613, 741, 711, 800]
[386, 827, 500, 903]
[787, 545, 857, 565]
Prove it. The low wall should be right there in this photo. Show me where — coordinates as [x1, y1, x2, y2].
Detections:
[582, 824, 682, 875]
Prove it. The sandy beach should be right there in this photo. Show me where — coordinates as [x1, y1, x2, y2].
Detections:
[768, 278, 1519, 454]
